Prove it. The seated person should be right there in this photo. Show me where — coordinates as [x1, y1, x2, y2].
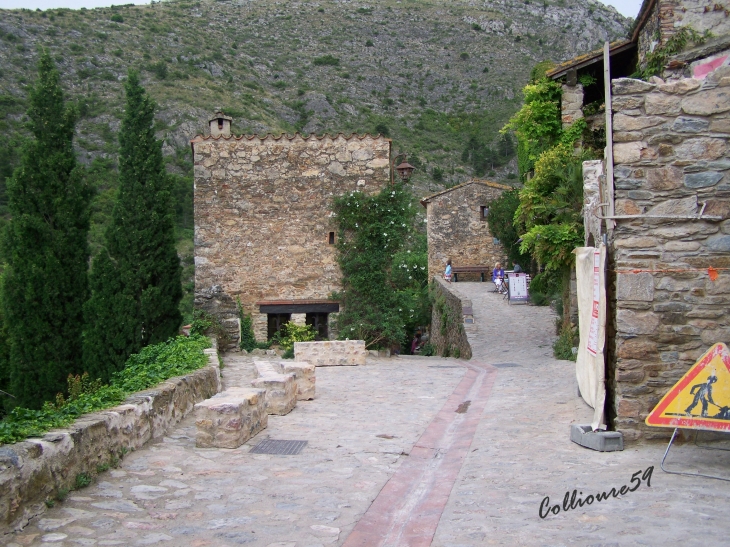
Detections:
[444, 259, 452, 282]
[492, 262, 505, 292]
[512, 261, 523, 273]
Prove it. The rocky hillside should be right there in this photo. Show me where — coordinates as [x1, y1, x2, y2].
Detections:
[0, 0, 629, 319]
[1, 0, 628, 187]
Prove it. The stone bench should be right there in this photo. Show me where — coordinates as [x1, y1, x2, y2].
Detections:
[294, 340, 368, 366]
[255, 359, 316, 400]
[251, 361, 297, 415]
[194, 387, 267, 449]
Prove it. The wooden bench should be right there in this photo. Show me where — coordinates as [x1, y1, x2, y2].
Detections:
[251, 361, 297, 415]
[452, 265, 493, 282]
[194, 387, 267, 448]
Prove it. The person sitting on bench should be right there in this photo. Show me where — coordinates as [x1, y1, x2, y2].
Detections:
[492, 262, 506, 293]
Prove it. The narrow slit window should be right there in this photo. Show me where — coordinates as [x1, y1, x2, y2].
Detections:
[328, 231, 335, 244]
[480, 206, 489, 220]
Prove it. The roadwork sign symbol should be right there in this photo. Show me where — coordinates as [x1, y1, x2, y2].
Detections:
[646, 343, 730, 432]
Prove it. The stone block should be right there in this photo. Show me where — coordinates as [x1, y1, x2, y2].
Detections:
[613, 142, 644, 164]
[275, 361, 316, 400]
[615, 199, 641, 215]
[658, 78, 701, 95]
[612, 95, 645, 110]
[706, 234, 730, 252]
[251, 373, 297, 415]
[617, 338, 657, 359]
[685, 171, 723, 188]
[675, 137, 727, 161]
[194, 388, 267, 449]
[616, 309, 660, 335]
[613, 114, 666, 132]
[672, 116, 710, 133]
[294, 340, 368, 366]
[682, 87, 730, 115]
[644, 93, 682, 116]
[613, 78, 656, 95]
[645, 166, 683, 190]
[647, 196, 698, 216]
[617, 272, 654, 301]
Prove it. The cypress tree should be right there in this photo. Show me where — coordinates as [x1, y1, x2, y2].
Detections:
[1, 51, 91, 408]
[83, 70, 182, 382]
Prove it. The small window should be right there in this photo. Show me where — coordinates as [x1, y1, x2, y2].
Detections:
[480, 206, 489, 220]
[217, 118, 224, 130]
[328, 231, 335, 245]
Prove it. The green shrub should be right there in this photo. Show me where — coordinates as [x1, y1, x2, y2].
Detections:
[75, 473, 92, 489]
[553, 323, 578, 361]
[237, 299, 270, 352]
[0, 335, 210, 444]
[313, 55, 340, 66]
[110, 14, 123, 22]
[272, 322, 315, 353]
[420, 342, 435, 356]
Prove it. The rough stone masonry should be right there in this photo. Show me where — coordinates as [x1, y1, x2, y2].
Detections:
[609, 71, 730, 441]
[191, 125, 391, 346]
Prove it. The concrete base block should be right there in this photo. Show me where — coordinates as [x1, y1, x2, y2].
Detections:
[194, 387, 267, 449]
[570, 424, 624, 452]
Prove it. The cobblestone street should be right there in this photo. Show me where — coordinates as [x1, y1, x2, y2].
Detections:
[7, 282, 730, 546]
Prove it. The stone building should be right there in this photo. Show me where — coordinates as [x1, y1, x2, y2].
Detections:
[549, 1, 730, 135]
[602, 73, 730, 442]
[191, 113, 391, 345]
[546, 1, 730, 441]
[421, 180, 510, 281]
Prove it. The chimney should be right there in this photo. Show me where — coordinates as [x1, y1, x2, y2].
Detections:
[209, 110, 232, 137]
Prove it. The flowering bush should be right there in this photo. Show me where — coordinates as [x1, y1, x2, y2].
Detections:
[332, 183, 430, 349]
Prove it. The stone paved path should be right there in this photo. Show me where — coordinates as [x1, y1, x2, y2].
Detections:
[7, 282, 730, 546]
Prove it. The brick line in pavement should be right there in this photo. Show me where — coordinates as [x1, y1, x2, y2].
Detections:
[342, 361, 498, 547]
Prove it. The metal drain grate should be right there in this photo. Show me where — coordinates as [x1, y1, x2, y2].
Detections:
[492, 363, 520, 368]
[428, 365, 461, 369]
[250, 439, 308, 455]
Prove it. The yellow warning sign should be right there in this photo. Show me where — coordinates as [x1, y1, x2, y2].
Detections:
[646, 343, 730, 432]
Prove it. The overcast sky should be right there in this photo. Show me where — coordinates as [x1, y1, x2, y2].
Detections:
[1, 0, 644, 19]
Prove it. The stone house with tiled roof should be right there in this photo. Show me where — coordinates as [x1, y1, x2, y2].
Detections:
[548, 2, 730, 442]
[191, 113, 391, 346]
[421, 180, 511, 282]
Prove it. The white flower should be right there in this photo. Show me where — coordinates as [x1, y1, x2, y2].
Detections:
[384, 232, 387, 236]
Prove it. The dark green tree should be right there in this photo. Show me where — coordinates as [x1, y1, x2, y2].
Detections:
[83, 70, 182, 382]
[1, 51, 91, 408]
[486, 189, 531, 268]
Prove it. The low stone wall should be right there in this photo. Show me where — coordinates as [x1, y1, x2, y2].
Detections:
[293, 340, 367, 366]
[430, 278, 473, 359]
[0, 347, 221, 535]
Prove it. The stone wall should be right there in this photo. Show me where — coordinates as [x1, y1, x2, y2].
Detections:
[609, 73, 730, 441]
[0, 348, 221, 534]
[293, 340, 368, 366]
[192, 133, 391, 344]
[422, 181, 509, 282]
[637, 1, 730, 68]
[430, 278, 473, 360]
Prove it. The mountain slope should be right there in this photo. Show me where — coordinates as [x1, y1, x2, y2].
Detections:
[1, 0, 629, 187]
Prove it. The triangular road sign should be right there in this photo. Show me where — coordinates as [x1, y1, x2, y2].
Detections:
[646, 343, 730, 432]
